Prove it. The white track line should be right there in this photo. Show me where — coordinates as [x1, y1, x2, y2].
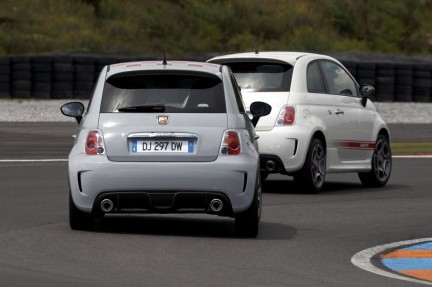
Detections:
[352, 238, 432, 285]
[0, 159, 68, 163]
[0, 155, 430, 163]
[393, 155, 432, 158]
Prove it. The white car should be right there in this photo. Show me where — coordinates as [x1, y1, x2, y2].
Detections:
[208, 52, 392, 193]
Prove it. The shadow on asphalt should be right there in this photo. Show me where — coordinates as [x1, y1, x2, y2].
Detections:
[262, 178, 376, 195]
[91, 215, 297, 240]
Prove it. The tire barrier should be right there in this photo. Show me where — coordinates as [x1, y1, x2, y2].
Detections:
[0, 54, 431, 102]
[0, 57, 10, 98]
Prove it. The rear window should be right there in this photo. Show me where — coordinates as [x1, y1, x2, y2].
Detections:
[101, 72, 226, 113]
[225, 62, 293, 92]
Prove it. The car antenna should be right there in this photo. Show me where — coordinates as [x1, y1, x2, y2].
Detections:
[255, 48, 259, 55]
[162, 51, 167, 65]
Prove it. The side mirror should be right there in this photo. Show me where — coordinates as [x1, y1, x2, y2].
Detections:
[61, 102, 85, 124]
[250, 101, 272, 127]
[359, 84, 375, 107]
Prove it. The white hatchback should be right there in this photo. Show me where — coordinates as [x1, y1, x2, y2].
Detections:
[208, 52, 392, 193]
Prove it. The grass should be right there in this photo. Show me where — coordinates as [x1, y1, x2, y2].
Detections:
[391, 141, 432, 155]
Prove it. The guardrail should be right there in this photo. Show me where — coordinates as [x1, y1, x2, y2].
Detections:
[0, 54, 431, 102]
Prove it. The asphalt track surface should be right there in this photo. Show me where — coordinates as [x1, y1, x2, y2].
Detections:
[0, 123, 432, 286]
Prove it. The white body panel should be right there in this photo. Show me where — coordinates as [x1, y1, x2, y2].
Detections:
[208, 52, 390, 175]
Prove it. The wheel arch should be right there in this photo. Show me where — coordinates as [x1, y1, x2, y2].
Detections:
[378, 128, 390, 142]
[311, 129, 327, 149]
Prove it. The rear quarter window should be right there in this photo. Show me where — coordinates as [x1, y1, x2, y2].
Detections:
[101, 72, 226, 113]
[224, 62, 293, 92]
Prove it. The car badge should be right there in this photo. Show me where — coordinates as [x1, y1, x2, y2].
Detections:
[157, 115, 169, 125]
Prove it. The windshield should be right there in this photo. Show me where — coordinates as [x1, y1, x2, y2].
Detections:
[101, 72, 226, 113]
[225, 62, 293, 92]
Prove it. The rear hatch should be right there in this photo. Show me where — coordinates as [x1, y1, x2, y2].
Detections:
[216, 61, 293, 131]
[98, 71, 227, 162]
[241, 91, 289, 131]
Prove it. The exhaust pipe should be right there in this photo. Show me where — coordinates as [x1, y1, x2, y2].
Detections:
[209, 198, 223, 212]
[100, 198, 114, 212]
[265, 160, 277, 172]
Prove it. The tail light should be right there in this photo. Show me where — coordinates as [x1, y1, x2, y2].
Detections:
[85, 130, 105, 155]
[276, 105, 296, 126]
[220, 130, 241, 155]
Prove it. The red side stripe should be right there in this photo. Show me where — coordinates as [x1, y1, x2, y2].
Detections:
[335, 141, 375, 150]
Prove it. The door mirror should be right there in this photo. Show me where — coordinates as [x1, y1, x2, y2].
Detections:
[359, 84, 375, 107]
[61, 102, 85, 124]
[359, 84, 375, 98]
[250, 101, 272, 127]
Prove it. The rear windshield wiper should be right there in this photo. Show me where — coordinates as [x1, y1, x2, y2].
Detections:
[117, 105, 165, 113]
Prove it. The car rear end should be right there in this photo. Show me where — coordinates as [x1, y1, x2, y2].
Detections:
[68, 61, 259, 219]
[208, 52, 307, 175]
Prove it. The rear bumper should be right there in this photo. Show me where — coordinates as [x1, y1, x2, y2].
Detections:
[68, 153, 259, 215]
[256, 126, 312, 173]
[93, 191, 233, 216]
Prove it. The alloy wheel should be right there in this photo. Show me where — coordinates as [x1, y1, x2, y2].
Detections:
[373, 138, 392, 182]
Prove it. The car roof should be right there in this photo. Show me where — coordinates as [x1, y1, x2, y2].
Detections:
[107, 60, 222, 78]
[208, 51, 330, 66]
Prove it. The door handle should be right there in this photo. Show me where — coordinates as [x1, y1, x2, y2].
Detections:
[334, 109, 344, 115]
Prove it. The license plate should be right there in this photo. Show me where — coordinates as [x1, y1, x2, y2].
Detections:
[130, 139, 194, 153]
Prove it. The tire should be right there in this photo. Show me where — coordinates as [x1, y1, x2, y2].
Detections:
[413, 90, 431, 102]
[11, 91, 31, 98]
[69, 191, 94, 230]
[356, 78, 376, 86]
[395, 63, 413, 74]
[294, 138, 326, 193]
[74, 55, 95, 65]
[32, 91, 51, 99]
[74, 81, 94, 91]
[395, 85, 413, 102]
[357, 69, 375, 78]
[53, 63, 73, 73]
[395, 76, 413, 86]
[413, 71, 431, 79]
[0, 83, 10, 92]
[74, 72, 95, 82]
[11, 71, 32, 81]
[358, 62, 376, 70]
[73, 91, 92, 99]
[413, 79, 432, 88]
[0, 91, 10, 98]
[33, 73, 52, 82]
[51, 90, 73, 99]
[32, 82, 51, 91]
[260, 172, 268, 182]
[53, 72, 73, 82]
[375, 85, 395, 94]
[375, 77, 395, 85]
[74, 64, 95, 73]
[0, 64, 10, 75]
[376, 69, 395, 77]
[358, 135, 392, 187]
[11, 80, 31, 91]
[235, 176, 261, 238]
[375, 93, 395, 102]
[52, 82, 73, 91]
[11, 63, 31, 71]
[32, 63, 52, 73]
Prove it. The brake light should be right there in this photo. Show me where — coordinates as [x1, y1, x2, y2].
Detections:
[220, 130, 241, 155]
[85, 130, 105, 155]
[276, 105, 296, 126]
